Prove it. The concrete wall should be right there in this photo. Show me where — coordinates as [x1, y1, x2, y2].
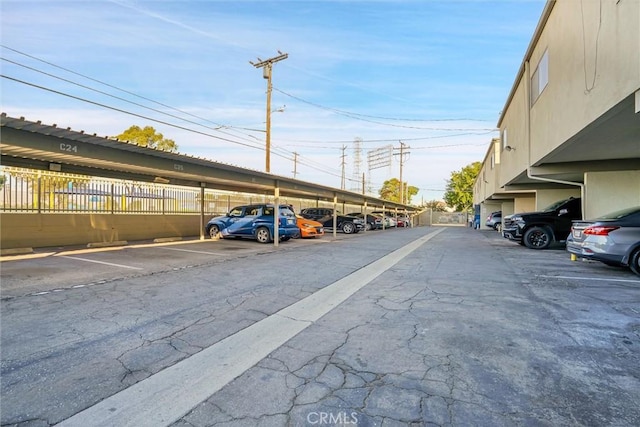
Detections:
[535, 188, 581, 211]
[584, 170, 640, 218]
[501, 201, 515, 217]
[514, 196, 536, 214]
[1, 213, 202, 249]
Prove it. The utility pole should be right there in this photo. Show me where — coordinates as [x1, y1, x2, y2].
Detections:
[394, 141, 410, 204]
[250, 51, 288, 173]
[292, 152, 298, 179]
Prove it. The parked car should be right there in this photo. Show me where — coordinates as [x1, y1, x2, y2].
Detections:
[371, 211, 397, 228]
[485, 211, 502, 231]
[299, 208, 364, 234]
[396, 215, 411, 227]
[502, 197, 582, 249]
[566, 206, 640, 275]
[296, 214, 325, 238]
[205, 204, 300, 243]
[347, 212, 382, 231]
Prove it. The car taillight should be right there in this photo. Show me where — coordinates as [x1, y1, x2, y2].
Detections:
[583, 226, 619, 236]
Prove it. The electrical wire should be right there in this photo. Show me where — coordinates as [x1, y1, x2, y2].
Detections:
[0, 45, 269, 143]
[1, 44, 491, 193]
[274, 87, 498, 131]
[1, 74, 273, 153]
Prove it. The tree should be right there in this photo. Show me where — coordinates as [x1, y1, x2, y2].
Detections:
[115, 125, 178, 152]
[422, 200, 447, 212]
[378, 178, 419, 204]
[443, 161, 481, 211]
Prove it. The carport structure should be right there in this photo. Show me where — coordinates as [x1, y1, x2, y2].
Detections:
[0, 114, 415, 247]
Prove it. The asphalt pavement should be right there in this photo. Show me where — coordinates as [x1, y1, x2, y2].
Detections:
[1, 226, 639, 426]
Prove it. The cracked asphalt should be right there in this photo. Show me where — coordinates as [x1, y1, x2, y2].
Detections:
[1, 226, 639, 426]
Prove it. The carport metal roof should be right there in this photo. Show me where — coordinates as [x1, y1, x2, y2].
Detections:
[0, 114, 415, 211]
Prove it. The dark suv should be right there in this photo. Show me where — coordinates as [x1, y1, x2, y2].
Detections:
[502, 197, 582, 249]
[300, 208, 365, 234]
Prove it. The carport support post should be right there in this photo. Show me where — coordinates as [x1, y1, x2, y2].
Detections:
[199, 184, 205, 240]
[363, 200, 368, 232]
[382, 203, 386, 230]
[273, 183, 280, 247]
[333, 194, 338, 238]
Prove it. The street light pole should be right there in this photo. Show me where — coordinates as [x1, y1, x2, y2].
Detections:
[250, 51, 288, 173]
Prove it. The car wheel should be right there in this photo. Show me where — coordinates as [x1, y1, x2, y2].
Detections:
[208, 225, 220, 240]
[342, 222, 356, 234]
[523, 226, 552, 249]
[256, 227, 271, 243]
[629, 248, 640, 277]
[495, 223, 502, 233]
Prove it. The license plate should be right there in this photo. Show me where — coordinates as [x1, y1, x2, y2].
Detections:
[287, 219, 294, 225]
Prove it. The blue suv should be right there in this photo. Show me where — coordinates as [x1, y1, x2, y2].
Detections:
[205, 204, 300, 243]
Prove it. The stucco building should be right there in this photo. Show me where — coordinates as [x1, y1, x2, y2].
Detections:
[474, 0, 640, 226]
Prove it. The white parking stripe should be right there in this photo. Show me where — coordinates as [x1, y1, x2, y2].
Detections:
[537, 275, 640, 283]
[60, 256, 143, 270]
[159, 247, 237, 256]
[57, 228, 446, 427]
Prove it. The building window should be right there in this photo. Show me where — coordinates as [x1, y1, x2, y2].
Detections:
[531, 49, 549, 106]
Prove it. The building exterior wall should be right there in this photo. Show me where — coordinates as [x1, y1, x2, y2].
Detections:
[1, 213, 201, 249]
[514, 196, 536, 214]
[499, 81, 530, 186]
[584, 170, 640, 219]
[474, 0, 639, 220]
[535, 188, 581, 211]
[501, 201, 515, 217]
[530, 0, 640, 162]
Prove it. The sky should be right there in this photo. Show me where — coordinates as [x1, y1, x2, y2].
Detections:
[0, 0, 546, 204]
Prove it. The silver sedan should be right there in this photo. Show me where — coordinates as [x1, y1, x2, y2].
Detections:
[566, 206, 640, 276]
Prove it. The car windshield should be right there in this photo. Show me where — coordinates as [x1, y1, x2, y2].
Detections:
[596, 206, 640, 220]
[542, 198, 572, 212]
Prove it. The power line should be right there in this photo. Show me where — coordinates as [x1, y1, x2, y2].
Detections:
[0, 45, 269, 143]
[1, 73, 354, 184]
[1, 74, 272, 153]
[274, 87, 497, 130]
[0, 45, 489, 194]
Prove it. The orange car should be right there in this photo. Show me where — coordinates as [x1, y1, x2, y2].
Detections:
[296, 214, 325, 238]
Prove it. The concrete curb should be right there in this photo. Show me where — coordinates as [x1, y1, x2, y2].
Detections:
[1, 247, 34, 256]
[153, 237, 183, 243]
[86, 241, 128, 249]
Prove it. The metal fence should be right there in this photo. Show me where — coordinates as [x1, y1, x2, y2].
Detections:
[0, 168, 270, 215]
[0, 168, 373, 216]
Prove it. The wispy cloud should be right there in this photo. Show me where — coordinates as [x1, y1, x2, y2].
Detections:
[1, 0, 545, 202]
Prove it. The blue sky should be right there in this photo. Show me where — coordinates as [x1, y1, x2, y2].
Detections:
[1, 0, 546, 203]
